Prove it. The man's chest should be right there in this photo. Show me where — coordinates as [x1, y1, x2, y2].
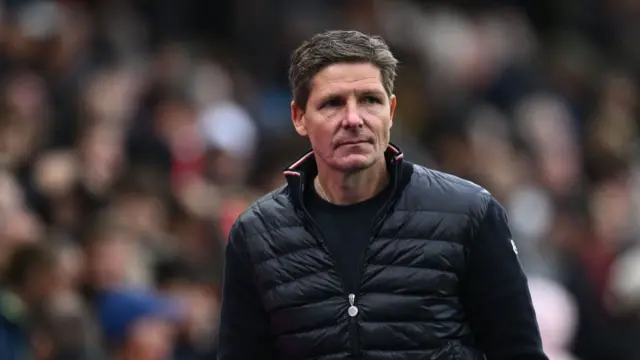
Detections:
[311, 208, 379, 293]
[250, 210, 470, 311]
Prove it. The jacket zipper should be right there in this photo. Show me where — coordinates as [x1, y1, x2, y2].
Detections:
[298, 180, 365, 357]
[349, 165, 401, 357]
[350, 194, 397, 358]
[348, 292, 359, 357]
[297, 172, 399, 359]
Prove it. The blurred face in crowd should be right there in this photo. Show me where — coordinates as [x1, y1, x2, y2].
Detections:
[0, 117, 42, 167]
[33, 151, 78, 198]
[292, 62, 396, 173]
[87, 233, 132, 290]
[0, 174, 43, 266]
[590, 177, 630, 244]
[55, 244, 84, 291]
[0, 72, 49, 168]
[112, 194, 166, 238]
[160, 282, 219, 346]
[78, 124, 125, 192]
[5, 71, 48, 121]
[22, 261, 60, 309]
[121, 317, 175, 360]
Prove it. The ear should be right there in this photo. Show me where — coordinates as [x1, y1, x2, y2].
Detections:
[291, 100, 308, 136]
[388, 94, 397, 129]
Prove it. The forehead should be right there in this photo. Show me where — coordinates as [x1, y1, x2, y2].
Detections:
[309, 62, 385, 98]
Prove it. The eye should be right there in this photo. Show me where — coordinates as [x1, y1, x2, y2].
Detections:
[320, 97, 343, 109]
[361, 96, 381, 104]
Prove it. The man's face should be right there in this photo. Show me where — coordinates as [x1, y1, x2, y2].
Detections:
[292, 62, 396, 173]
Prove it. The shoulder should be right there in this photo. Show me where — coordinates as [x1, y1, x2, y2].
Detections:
[230, 185, 297, 237]
[403, 163, 494, 218]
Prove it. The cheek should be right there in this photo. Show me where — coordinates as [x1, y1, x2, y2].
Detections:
[306, 122, 334, 146]
[366, 114, 391, 134]
[308, 135, 337, 163]
[309, 134, 332, 158]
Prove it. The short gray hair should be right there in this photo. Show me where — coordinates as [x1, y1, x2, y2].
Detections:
[288, 30, 399, 110]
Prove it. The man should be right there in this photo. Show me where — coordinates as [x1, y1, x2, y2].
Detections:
[218, 30, 548, 360]
[0, 243, 59, 359]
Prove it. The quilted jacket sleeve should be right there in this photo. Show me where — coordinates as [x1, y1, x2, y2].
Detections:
[463, 195, 549, 360]
[217, 225, 277, 360]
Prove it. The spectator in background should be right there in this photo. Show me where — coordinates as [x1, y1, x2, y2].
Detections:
[0, 243, 58, 359]
[29, 299, 104, 360]
[82, 219, 147, 294]
[96, 289, 182, 360]
[155, 257, 219, 360]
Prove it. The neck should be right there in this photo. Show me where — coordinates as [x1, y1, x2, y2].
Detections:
[316, 157, 389, 205]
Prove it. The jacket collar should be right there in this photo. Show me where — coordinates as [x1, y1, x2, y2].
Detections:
[282, 143, 405, 206]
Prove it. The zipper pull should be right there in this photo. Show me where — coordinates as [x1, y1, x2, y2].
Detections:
[348, 293, 359, 317]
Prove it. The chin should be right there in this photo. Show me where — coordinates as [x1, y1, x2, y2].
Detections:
[331, 154, 377, 172]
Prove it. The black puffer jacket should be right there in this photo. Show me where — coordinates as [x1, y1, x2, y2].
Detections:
[217, 144, 547, 360]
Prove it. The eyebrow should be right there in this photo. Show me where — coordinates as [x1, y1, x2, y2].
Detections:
[356, 89, 386, 97]
[317, 88, 386, 101]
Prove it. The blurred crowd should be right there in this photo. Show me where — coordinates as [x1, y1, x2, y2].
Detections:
[0, 0, 640, 359]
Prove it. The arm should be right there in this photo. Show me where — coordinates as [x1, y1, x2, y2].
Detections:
[217, 225, 277, 360]
[463, 196, 548, 360]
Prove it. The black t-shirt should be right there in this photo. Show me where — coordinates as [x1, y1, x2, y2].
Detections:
[304, 179, 392, 293]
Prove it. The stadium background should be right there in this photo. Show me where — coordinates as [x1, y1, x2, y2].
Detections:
[1, 0, 640, 359]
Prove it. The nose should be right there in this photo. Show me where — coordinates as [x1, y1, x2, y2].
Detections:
[342, 98, 362, 128]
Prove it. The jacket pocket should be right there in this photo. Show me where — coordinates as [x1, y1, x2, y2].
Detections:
[430, 341, 486, 360]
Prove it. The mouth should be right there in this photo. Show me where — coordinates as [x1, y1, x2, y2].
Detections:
[336, 140, 370, 148]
